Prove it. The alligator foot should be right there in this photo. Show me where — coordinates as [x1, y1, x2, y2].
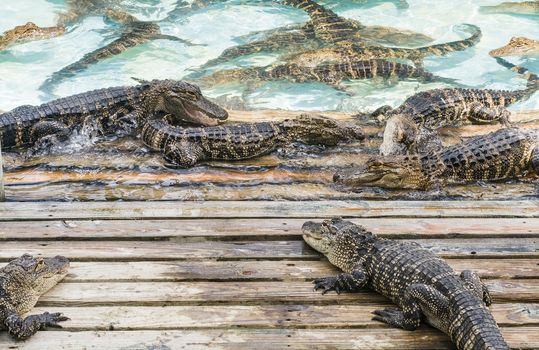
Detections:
[6, 311, 69, 340]
[372, 307, 408, 328]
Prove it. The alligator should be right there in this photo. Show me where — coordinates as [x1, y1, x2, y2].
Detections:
[334, 127, 539, 190]
[41, 10, 195, 92]
[0, 22, 65, 51]
[480, 1, 539, 15]
[489, 36, 539, 57]
[302, 218, 509, 350]
[199, 0, 432, 68]
[56, 0, 122, 26]
[194, 59, 442, 92]
[0, 254, 70, 340]
[141, 114, 364, 167]
[0, 79, 228, 150]
[284, 23, 481, 67]
[378, 58, 538, 156]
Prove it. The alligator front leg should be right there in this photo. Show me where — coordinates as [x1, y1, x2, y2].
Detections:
[459, 270, 492, 305]
[313, 268, 368, 294]
[163, 140, 204, 168]
[4, 310, 69, 340]
[468, 102, 512, 126]
[372, 283, 449, 330]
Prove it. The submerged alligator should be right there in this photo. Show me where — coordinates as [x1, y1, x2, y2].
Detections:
[141, 114, 364, 167]
[0, 79, 227, 150]
[0, 22, 65, 51]
[302, 218, 509, 350]
[0, 254, 70, 340]
[195, 59, 442, 92]
[490, 36, 539, 57]
[480, 1, 539, 15]
[335, 128, 539, 190]
[378, 58, 539, 156]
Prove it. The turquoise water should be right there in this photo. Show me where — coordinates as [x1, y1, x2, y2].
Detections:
[0, 0, 537, 112]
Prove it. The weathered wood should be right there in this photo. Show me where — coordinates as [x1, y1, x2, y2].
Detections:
[0, 238, 536, 261]
[0, 142, 4, 202]
[36, 280, 539, 305]
[26, 303, 539, 329]
[1, 201, 538, 220]
[53, 259, 539, 282]
[1, 218, 537, 240]
[0, 328, 537, 349]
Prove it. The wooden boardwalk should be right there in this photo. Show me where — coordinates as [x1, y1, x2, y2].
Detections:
[0, 200, 538, 349]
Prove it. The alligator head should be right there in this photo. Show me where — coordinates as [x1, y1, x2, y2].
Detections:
[379, 114, 419, 156]
[0, 22, 65, 49]
[283, 114, 364, 146]
[302, 218, 375, 272]
[135, 78, 228, 126]
[489, 37, 539, 57]
[2, 254, 69, 312]
[334, 155, 430, 190]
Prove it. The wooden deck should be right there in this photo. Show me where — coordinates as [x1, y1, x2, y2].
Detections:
[0, 200, 538, 349]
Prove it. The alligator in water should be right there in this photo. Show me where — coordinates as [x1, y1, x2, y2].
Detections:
[199, 0, 433, 68]
[0, 22, 65, 51]
[334, 127, 539, 190]
[41, 10, 196, 92]
[480, 1, 539, 15]
[490, 36, 539, 57]
[0, 254, 70, 340]
[141, 114, 364, 167]
[0, 79, 228, 150]
[302, 218, 509, 350]
[377, 58, 538, 156]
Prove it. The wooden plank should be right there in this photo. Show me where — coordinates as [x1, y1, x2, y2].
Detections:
[1, 218, 537, 240]
[0, 327, 537, 349]
[0, 238, 536, 260]
[35, 281, 539, 305]
[25, 303, 539, 329]
[1, 200, 537, 220]
[55, 260, 539, 282]
[0, 141, 4, 202]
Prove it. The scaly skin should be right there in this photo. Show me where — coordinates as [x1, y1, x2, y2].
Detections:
[57, 0, 121, 26]
[0, 254, 70, 340]
[378, 58, 538, 155]
[302, 218, 509, 350]
[489, 37, 539, 57]
[285, 23, 481, 67]
[334, 128, 539, 190]
[0, 80, 228, 150]
[141, 114, 364, 167]
[0, 22, 65, 51]
[480, 1, 539, 15]
[195, 59, 439, 90]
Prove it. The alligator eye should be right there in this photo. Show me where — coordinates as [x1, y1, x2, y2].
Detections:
[34, 260, 45, 271]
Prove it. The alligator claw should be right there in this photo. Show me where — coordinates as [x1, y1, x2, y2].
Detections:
[41, 312, 70, 328]
[313, 277, 340, 294]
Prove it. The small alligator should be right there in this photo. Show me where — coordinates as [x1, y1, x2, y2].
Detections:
[378, 58, 538, 156]
[490, 36, 539, 57]
[334, 127, 539, 190]
[195, 59, 442, 92]
[0, 79, 228, 150]
[0, 254, 70, 340]
[480, 1, 539, 15]
[141, 114, 364, 167]
[302, 218, 509, 350]
[0, 22, 65, 51]
[285, 23, 481, 67]
[41, 10, 195, 91]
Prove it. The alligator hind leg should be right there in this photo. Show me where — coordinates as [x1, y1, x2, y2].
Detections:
[469, 102, 512, 126]
[372, 283, 449, 330]
[163, 140, 204, 168]
[28, 120, 70, 152]
[459, 270, 492, 305]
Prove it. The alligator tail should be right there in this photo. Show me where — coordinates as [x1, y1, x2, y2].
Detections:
[494, 56, 539, 98]
[416, 23, 481, 57]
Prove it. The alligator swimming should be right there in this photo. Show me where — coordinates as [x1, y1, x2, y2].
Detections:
[141, 114, 364, 167]
[334, 127, 539, 190]
[302, 218, 509, 350]
[378, 58, 538, 156]
[0, 79, 228, 150]
[489, 36, 539, 57]
[0, 22, 65, 51]
[41, 10, 195, 91]
[480, 1, 539, 15]
[195, 59, 442, 92]
[199, 0, 432, 68]
[0, 254, 70, 340]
